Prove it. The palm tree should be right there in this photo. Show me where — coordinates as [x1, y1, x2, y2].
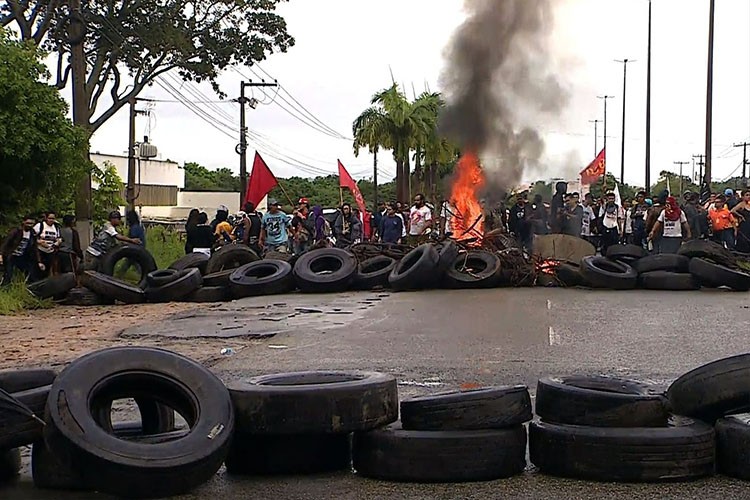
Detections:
[353, 107, 390, 208]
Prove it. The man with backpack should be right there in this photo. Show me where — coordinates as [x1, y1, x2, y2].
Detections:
[33, 211, 62, 280]
[0, 215, 38, 285]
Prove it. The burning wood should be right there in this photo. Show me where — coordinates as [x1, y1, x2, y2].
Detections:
[450, 152, 485, 240]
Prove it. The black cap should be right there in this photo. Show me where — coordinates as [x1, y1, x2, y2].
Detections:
[108, 211, 122, 219]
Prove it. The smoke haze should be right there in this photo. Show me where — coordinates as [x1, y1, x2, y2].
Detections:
[439, 0, 570, 196]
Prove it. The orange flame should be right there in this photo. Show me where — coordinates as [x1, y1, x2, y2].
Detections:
[538, 259, 560, 275]
[450, 152, 485, 239]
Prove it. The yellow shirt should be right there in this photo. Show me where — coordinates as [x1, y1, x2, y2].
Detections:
[215, 221, 233, 239]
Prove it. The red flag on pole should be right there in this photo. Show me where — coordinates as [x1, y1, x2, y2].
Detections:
[580, 148, 607, 185]
[338, 159, 366, 213]
[245, 152, 278, 207]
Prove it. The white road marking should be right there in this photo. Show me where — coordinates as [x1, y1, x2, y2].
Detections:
[549, 326, 561, 346]
[546, 300, 552, 310]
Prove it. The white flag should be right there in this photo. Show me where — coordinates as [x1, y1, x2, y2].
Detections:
[614, 182, 622, 207]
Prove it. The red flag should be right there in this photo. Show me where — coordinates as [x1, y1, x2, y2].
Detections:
[245, 152, 278, 207]
[580, 148, 606, 185]
[338, 159, 366, 213]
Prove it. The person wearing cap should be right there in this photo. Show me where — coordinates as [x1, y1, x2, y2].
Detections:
[709, 195, 737, 250]
[83, 211, 142, 271]
[291, 203, 312, 255]
[260, 200, 291, 253]
[725, 188, 740, 210]
[598, 191, 624, 255]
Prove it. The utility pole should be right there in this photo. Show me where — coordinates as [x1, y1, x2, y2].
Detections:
[645, 0, 653, 194]
[588, 119, 601, 157]
[126, 98, 149, 213]
[734, 142, 750, 188]
[616, 59, 635, 185]
[237, 80, 278, 208]
[597, 95, 614, 185]
[704, 0, 716, 193]
[70, 0, 92, 246]
[674, 161, 689, 195]
[694, 155, 706, 198]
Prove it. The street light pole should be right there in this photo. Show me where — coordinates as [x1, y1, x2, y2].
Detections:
[645, 0, 653, 194]
[703, 0, 716, 200]
[616, 59, 635, 185]
[588, 119, 601, 157]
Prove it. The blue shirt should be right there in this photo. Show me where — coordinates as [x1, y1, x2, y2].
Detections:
[129, 223, 146, 247]
[262, 212, 291, 245]
[380, 215, 403, 244]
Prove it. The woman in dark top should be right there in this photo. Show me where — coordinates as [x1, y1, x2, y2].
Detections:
[186, 212, 216, 254]
[731, 190, 750, 254]
[185, 208, 200, 253]
[126, 211, 146, 247]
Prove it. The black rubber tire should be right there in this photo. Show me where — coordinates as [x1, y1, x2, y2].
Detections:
[0, 448, 20, 482]
[100, 245, 157, 289]
[225, 434, 352, 475]
[679, 239, 736, 268]
[0, 385, 49, 450]
[185, 286, 230, 303]
[633, 254, 691, 274]
[716, 414, 750, 480]
[639, 271, 700, 291]
[667, 353, 750, 422]
[33, 400, 177, 492]
[388, 244, 439, 291]
[293, 248, 358, 293]
[202, 269, 234, 288]
[555, 262, 589, 287]
[535, 376, 669, 427]
[62, 287, 114, 306]
[436, 241, 460, 275]
[689, 257, 750, 291]
[0, 368, 56, 393]
[27, 273, 77, 299]
[580, 256, 638, 290]
[205, 245, 260, 274]
[529, 418, 715, 482]
[444, 251, 502, 289]
[229, 260, 294, 298]
[169, 252, 210, 275]
[43, 346, 235, 499]
[146, 269, 181, 288]
[353, 423, 526, 482]
[145, 268, 203, 303]
[228, 371, 398, 434]
[80, 271, 145, 304]
[606, 244, 648, 260]
[353, 256, 397, 290]
[400, 386, 532, 431]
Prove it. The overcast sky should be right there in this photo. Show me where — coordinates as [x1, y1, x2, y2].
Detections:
[86, 0, 750, 190]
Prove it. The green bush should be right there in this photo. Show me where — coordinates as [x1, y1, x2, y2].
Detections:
[145, 225, 185, 269]
[0, 277, 53, 315]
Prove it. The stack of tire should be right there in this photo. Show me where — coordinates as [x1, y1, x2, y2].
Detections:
[225, 371, 398, 476]
[530, 375, 715, 481]
[0, 347, 235, 497]
[668, 353, 750, 480]
[353, 386, 531, 482]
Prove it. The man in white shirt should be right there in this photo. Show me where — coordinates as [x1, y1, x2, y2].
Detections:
[84, 211, 142, 271]
[598, 191, 624, 254]
[439, 200, 455, 237]
[408, 194, 433, 246]
[34, 211, 62, 278]
[581, 194, 597, 243]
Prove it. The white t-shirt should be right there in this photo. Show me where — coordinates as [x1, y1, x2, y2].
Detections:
[581, 206, 596, 237]
[409, 206, 432, 236]
[599, 205, 623, 230]
[86, 222, 119, 257]
[658, 210, 688, 238]
[35, 222, 60, 254]
[440, 202, 454, 234]
[624, 209, 633, 234]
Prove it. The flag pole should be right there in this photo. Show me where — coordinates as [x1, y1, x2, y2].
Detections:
[339, 187, 344, 206]
[275, 179, 295, 207]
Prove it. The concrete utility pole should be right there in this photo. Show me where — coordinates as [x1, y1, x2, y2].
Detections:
[126, 98, 149, 213]
[70, 0, 92, 246]
[694, 155, 706, 199]
[588, 119, 601, 157]
[734, 142, 750, 188]
[616, 59, 635, 185]
[704, 0, 716, 191]
[597, 95, 615, 165]
[645, 0, 653, 194]
[674, 161, 690, 195]
[237, 80, 277, 207]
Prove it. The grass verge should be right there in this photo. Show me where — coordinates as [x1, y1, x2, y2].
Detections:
[0, 277, 53, 315]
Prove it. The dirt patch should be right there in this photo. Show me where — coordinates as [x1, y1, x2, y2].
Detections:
[0, 303, 231, 370]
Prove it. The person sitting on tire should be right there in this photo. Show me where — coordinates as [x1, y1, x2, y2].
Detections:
[649, 196, 690, 254]
[84, 211, 141, 271]
[260, 200, 292, 253]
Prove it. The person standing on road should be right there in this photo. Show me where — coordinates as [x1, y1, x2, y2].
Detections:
[241, 202, 263, 254]
[59, 215, 82, 274]
[561, 193, 584, 237]
[709, 195, 737, 250]
[598, 191, 623, 255]
[33, 211, 62, 279]
[0, 215, 38, 285]
[84, 211, 142, 271]
[649, 196, 690, 254]
[549, 181, 567, 234]
[334, 203, 361, 248]
[631, 192, 649, 248]
[726, 188, 740, 210]
[260, 200, 292, 253]
[622, 199, 633, 244]
[580, 193, 597, 244]
[509, 192, 532, 252]
[731, 190, 750, 253]
[186, 212, 215, 256]
[408, 194, 433, 246]
[291, 202, 311, 255]
[185, 208, 200, 254]
[380, 204, 404, 244]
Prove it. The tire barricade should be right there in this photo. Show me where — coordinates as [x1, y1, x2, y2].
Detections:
[5, 352, 750, 494]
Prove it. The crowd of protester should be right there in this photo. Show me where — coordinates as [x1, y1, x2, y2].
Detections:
[4, 184, 748, 286]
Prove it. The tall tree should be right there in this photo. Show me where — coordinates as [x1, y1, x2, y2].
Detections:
[0, 28, 88, 223]
[0, 0, 295, 132]
[353, 107, 390, 208]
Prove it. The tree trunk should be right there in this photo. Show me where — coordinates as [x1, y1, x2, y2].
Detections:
[373, 148, 379, 209]
[430, 161, 438, 202]
[403, 154, 412, 202]
[414, 148, 422, 196]
[396, 158, 405, 203]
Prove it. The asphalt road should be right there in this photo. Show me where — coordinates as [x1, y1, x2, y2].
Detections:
[3, 287, 750, 499]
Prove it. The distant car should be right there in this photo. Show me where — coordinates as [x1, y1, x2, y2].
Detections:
[322, 208, 340, 227]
